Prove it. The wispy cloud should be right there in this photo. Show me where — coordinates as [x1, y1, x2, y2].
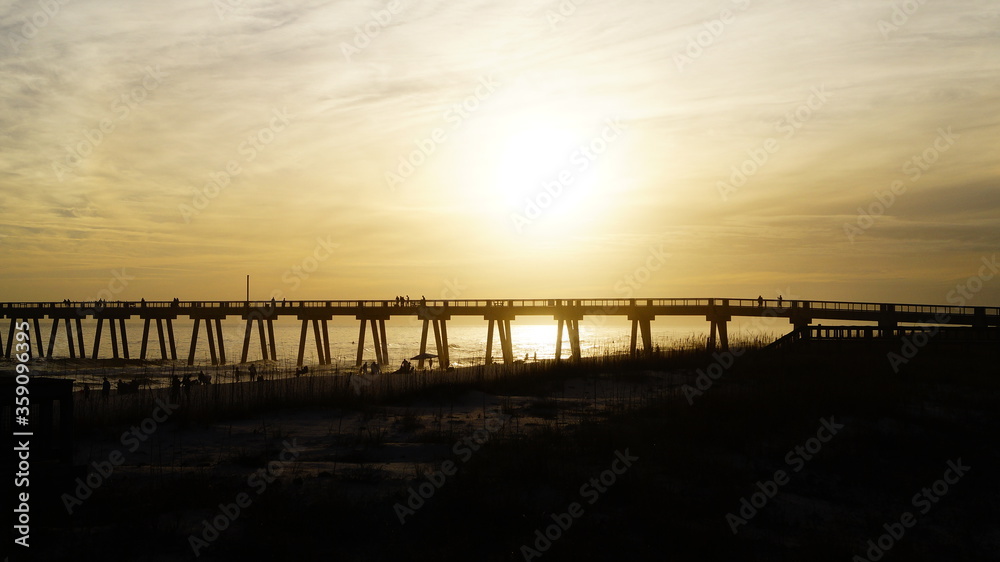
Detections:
[1, 0, 998, 301]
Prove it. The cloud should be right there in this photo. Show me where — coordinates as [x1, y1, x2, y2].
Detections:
[0, 0, 998, 301]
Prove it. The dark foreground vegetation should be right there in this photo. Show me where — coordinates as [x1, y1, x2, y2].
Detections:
[15, 343, 1000, 561]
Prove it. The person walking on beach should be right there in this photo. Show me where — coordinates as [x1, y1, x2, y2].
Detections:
[360, 362, 369, 375]
[170, 375, 181, 401]
[101, 377, 111, 399]
[82, 382, 91, 400]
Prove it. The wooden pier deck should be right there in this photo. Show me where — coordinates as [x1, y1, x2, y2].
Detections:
[2, 298, 998, 367]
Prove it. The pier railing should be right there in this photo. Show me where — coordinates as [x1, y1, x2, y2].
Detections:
[2, 298, 999, 317]
[3, 298, 999, 317]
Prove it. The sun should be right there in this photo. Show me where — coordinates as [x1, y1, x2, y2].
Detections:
[491, 125, 580, 207]
[445, 100, 630, 240]
[483, 121, 616, 236]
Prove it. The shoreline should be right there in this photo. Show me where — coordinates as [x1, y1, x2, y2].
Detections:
[4, 332, 732, 392]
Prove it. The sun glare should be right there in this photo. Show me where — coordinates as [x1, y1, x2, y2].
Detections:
[492, 126, 580, 208]
[482, 119, 621, 238]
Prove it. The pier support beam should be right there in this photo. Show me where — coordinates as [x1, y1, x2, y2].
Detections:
[370, 319, 389, 365]
[499, 319, 513, 363]
[320, 319, 331, 365]
[707, 300, 732, 352]
[241, 316, 278, 363]
[46, 319, 59, 359]
[156, 319, 167, 359]
[215, 319, 226, 364]
[139, 318, 176, 360]
[91, 319, 103, 359]
[313, 320, 325, 365]
[555, 318, 582, 361]
[556, 320, 562, 360]
[118, 318, 130, 359]
[629, 317, 653, 357]
[706, 315, 732, 352]
[485, 317, 515, 364]
[418, 318, 449, 369]
[354, 318, 389, 367]
[187, 318, 225, 365]
[45, 317, 85, 359]
[485, 319, 495, 365]
[296, 316, 333, 367]
[97, 318, 131, 360]
[5, 318, 44, 359]
[435, 319, 450, 368]
[354, 319, 366, 367]
[267, 318, 278, 361]
[418, 320, 430, 369]
[48, 319, 58, 358]
[707, 318, 729, 352]
[110, 319, 120, 358]
[75, 318, 85, 358]
[166, 319, 177, 360]
[3, 319, 11, 358]
[35, 318, 43, 358]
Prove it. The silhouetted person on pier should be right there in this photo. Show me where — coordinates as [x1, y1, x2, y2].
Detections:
[757, 295, 764, 308]
[778, 295, 783, 307]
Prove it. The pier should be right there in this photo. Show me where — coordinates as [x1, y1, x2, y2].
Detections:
[2, 298, 998, 367]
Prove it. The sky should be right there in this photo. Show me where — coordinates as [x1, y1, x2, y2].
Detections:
[1, 0, 999, 306]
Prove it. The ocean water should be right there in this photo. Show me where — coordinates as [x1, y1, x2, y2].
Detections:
[7, 317, 717, 368]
